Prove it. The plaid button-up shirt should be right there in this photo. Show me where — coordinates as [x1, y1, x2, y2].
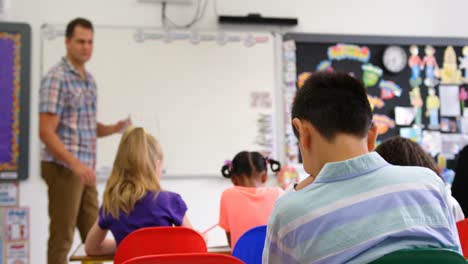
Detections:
[40, 57, 97, 169]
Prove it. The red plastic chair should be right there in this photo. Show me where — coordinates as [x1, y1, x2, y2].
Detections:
[457, 219, 468, 258]
[122, 253, 245, 264]
[114, 227, 207, 264]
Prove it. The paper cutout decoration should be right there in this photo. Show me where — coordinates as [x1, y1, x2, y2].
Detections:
[316, 60, 334, 72]
[422, 45, 440, 87]
[395, 106, 416, 126]
[382, 46, 407, 73]
[379, 80, 402, 99]
[327, 44, 371, 63]
[408, 45, 423, 86]
[440, 46, 463, 84]
[425, 87, 441, 129]
[368, 95, 385, 110]
[381, 89, 395, 100]
[362, 64, 383, 87]
[277, 166, 300, 190]
[409, 87, 424, 127]
[459, 46, 468, 83]
[373, 114, 396, 135]
[297, 72, 312, 88]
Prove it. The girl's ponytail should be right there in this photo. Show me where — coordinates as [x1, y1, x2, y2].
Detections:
[221, 160, 232, 178]
[265, 157, 281, 173]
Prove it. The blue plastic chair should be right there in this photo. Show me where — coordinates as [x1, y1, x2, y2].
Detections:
[232, 225, 267, 264]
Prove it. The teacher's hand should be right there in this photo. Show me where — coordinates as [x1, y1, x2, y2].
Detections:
[116, 117, 132, 134]
[71, 161, 96, 186]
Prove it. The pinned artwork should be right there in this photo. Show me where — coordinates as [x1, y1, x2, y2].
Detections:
[400, 127, 422, 143]
[425, 87, 441, 129]
[459, 46, 468, 83]
[297, 72, 312, 88]
[5, 241, 28, 264]
[0, 183, 18, 207]
[440, 118, 458, 133]
[255, 114, 275, 157]
[460, 116, 468, 134]
[373, 114, 396, 135]
[421, 130, 442, 157]
[379, 80, 402, 99]
[316, 60, 334, 72]
[395, 106, 416, 126]
[460, 87, 468, 115]
[440, 133, 468, 158]
[409, 87, 424, 127]
[277, 166, 300, 190]
[250, 92, 272, 109]
[4, 208, 29, 241]
[440, 46, 462, 84]
[362, 64, 383, 87]
[422, 45, 440, 87]
[408, 45, 423, 86]
[327, 43, 371, 63]
[440, 85, 461, 117]
[368, 95, 385, 110]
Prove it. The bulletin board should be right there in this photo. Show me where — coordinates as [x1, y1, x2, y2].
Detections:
[0, 22, 30, 181]
[283, 33, 468, 163]
[41, 25, 278, 178]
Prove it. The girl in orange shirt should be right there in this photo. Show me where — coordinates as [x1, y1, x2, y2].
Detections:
[219, 151, 283, 248]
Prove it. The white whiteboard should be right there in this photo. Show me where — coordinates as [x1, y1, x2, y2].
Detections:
[41, 26, 277, 177]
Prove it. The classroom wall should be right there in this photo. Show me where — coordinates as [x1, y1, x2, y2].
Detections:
[2, 0, 468, 263]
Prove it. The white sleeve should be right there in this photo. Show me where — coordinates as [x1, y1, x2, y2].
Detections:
[446, 185, 465, 222]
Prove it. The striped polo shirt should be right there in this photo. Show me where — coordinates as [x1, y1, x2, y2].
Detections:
[39, 57, 97, 168]
[263, 152, 461, 264]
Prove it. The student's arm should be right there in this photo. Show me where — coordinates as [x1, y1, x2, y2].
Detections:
[225, 232, 231, 247]
[181, 214, 208, 242]
[39, 113, 95, 185]
[181, 214, 193, 228]
[85, 220, 116, 256]
[219, 190, 231, 246]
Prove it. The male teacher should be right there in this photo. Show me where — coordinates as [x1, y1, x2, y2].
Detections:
[39, 18, 128, 264]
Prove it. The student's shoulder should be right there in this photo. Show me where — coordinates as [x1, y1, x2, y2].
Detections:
[271, 186, 304, 211]
[383, 164, 444, 185]
[157, 190, 184, 202]
[262, 186, 284, 196]
[221, 186, 238, 196]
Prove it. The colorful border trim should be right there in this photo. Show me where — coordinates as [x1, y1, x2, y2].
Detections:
[0, 32, 21, 171]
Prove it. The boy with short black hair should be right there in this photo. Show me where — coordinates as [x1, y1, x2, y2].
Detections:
[263, 72, 461, 264]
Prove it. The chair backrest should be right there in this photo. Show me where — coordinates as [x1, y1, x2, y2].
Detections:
[369, 248, 467, 264]
[122, 253, 245, 264]
[457, 219, 468, 258]
[114, 227, 207, 264]
[232, 225, 267, 264]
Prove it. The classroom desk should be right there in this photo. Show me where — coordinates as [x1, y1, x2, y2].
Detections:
[70, 244, 232, 263]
